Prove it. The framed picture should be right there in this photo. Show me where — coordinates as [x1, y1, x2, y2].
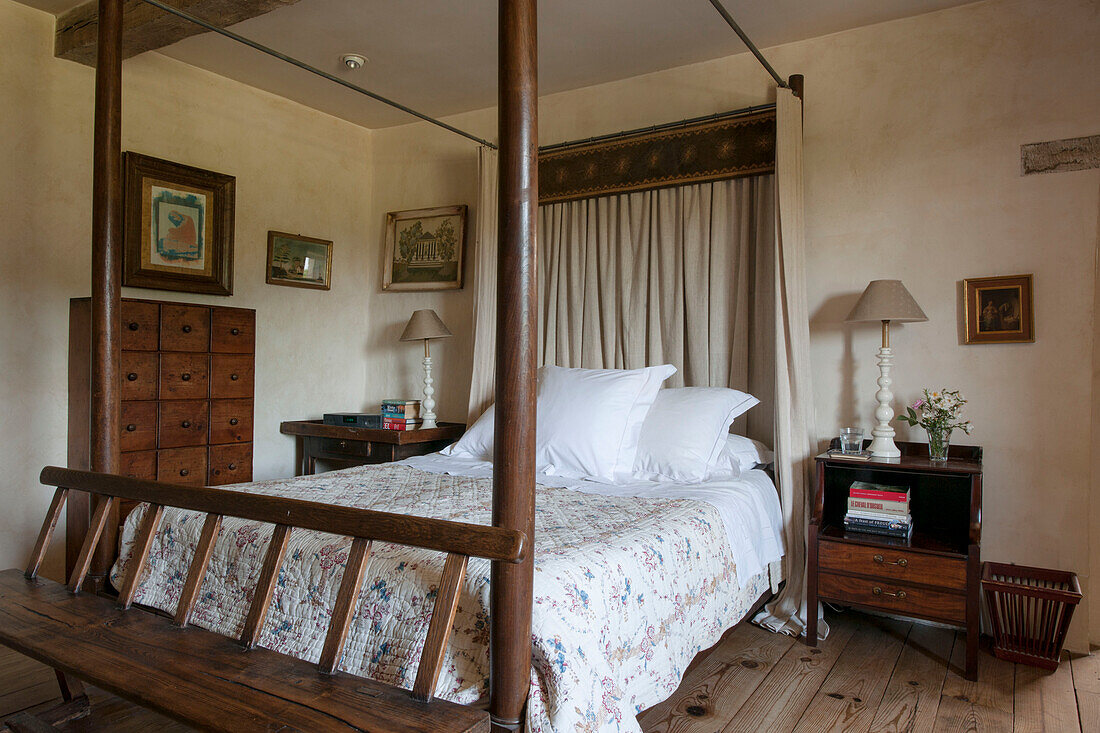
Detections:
[383, 205, 467, 291]
[964, 274, 1034, 344]
[123, 152, 235, 295]
[266, 231, 333, 290]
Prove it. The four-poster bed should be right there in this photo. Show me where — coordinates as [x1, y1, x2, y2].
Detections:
[0, 0, 810, 730]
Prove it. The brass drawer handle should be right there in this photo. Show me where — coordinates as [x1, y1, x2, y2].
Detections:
[229, 418, 239, 426]
[227, 463, 238, 471]
[231, 328, 240, 336]
[230, 373, 239, 381]
[872, 586, 907, 599]
[181, 373, 191, 381]
[125, 424, 136, 432]
[873, 554, 908, 567]
[127, 372, 138, 381]
[128, 322, 139, 331]
[182, 324, 192, 333]
[179, 469, 189, 477]
[181, 421, 191, 429]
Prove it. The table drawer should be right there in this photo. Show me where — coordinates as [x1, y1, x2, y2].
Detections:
[209, 399, 253, 444]
[119, 450, 157, 480]
[158, 447, 207, 486]
[819, 540, 965, 588]
[211, 355, 254, 399]
[121, 352, 158, 401]
[120, 401, 157, 452]
[122, 300, 159, 351]
[819, 571, 965, 624]
[160, 304, 210, 352]
[160, 353, 209, 400]
[209, 443, 252, 485]
[320, 437, 375, 458]
[158, 400, 209, 448]
[211, 308, 255, 354]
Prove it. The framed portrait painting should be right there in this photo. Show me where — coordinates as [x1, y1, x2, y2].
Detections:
[964, 274, 1034, 344]
[266, 231, 333, 290]
[123, 152, 235, 295]
[383, 205, 467, 291]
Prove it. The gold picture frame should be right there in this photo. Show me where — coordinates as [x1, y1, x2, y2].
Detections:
[963, 274, 1034, 344]
[382, 205, 467, 291]
[266, 231, 333, 291]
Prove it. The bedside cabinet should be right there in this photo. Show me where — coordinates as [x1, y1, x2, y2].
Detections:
[280, 420, 465, 475]
[807, 441, 982, 680]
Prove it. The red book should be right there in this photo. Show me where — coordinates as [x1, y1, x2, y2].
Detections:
[849, 486, 909, 502]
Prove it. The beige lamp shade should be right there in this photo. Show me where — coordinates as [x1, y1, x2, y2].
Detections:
[400, 309, 453, 341]
[845, 280, 928, 323]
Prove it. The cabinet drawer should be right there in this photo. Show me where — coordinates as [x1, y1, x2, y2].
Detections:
[819, 571, 965, 624]
[209, 443, 252, 485]
[320, 437, 374, 458]
[160, 304, 210, 352]
[158, 447, 207, 486]
[119, 450, 157, 480]
[211, 308, 255, 354]
[818, 540, 966, 589]
[121, 352, 158, 401]
[120, 401, 157, 452]
[209, 399, 252, 444]
[160, 353, 209, 400]
[158, 400, 209, 448]
[211, 355, 254, 399]
[122, 300, 159, 351]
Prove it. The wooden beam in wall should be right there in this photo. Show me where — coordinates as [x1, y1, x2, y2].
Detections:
[55, 0, 302, 67]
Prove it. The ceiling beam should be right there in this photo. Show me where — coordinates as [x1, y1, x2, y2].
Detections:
[55, 0, 302, 67]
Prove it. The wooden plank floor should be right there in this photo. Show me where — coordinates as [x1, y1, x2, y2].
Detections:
[0, 610, 1092, 731]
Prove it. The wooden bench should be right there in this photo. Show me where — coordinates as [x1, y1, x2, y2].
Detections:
[0, 467, 526, 732]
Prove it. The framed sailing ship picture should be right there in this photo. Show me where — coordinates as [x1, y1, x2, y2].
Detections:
[266, 231, 333, 290]
[123, 152, 236, 296]
[382, 205, 467, 291]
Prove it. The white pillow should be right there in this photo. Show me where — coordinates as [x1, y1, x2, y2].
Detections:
[633, 387, 760, 483]
[704, 434, 774, 480]
[445, 364, 677, 483]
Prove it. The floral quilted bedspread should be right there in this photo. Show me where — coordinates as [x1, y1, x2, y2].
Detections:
[113, 464, 775, 732]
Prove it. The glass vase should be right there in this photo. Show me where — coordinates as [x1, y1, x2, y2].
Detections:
[926, 427, 952, 461]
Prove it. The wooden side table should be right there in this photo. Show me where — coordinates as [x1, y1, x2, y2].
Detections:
[807, 440, 983, 680]
[280, 420, 465, 475]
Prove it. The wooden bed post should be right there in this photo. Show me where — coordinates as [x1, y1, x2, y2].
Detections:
[490, 0, 537, 729]
[87, 0, 124, 591]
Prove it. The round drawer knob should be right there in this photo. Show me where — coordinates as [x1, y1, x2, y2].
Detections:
[181, 421, 191, 429]
[230, 374, 239, 381]
[182, 325, 192, 333]
[125, 424, 136, 432]
[231, 328, 240, 336]
[181, 373, 191, 381]
[229, 418, 239, 426]
[228, 463, 238, 471]
[127, 372, 138, 381]
[128, 322, 139, 331]
[179, 469, 189, 477]
[338, 440, 348, 449]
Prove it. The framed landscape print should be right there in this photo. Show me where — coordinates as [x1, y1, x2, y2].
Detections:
[964, 274, 1034, 344]
[383, 205, 467, 291]
[123, 152, 235, 295]
[266, 231, 333, 290]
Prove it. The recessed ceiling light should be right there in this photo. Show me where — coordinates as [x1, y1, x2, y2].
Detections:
[341, 53, 367, 70]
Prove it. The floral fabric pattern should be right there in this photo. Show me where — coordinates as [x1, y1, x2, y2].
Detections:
[113, 464, 776, 732]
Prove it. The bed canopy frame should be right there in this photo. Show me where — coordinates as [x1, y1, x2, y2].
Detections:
[75, 0, 800, 729]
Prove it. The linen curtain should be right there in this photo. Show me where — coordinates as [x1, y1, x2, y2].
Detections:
[466, 146, 499, 424]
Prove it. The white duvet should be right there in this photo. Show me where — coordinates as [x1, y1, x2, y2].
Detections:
[113, 457, 783, 732]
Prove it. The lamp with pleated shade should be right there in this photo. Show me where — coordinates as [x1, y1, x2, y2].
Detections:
[846, 280, 928, 458]
[400, 309, 453, 427]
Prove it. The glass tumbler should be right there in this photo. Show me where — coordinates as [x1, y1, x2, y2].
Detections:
[839, 427, 864, 454]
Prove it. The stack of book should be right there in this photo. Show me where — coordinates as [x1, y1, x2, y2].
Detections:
[844, 481, 913, 539]
[381, 399, 422, 431]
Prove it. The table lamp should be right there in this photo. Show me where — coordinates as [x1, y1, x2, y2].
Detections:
[400, 309, 452, 428]
[845, 280, 927, 458]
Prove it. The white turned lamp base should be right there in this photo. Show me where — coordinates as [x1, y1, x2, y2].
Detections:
[869, 344, 900, 458]
[421, 351, 438, 428]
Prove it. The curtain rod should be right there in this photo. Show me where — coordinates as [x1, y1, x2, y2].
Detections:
[538, 102, 774, 153]
[706, 0, 788, 89]
[136, 0, 497, 149]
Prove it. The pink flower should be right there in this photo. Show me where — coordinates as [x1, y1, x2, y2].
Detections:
[913, 399, 925, 408]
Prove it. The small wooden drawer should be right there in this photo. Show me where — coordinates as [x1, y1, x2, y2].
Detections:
[818, 571, 966, 624]
[160, 353, 209, 400]
[160, 304, 210, 352]
[320, 437, 374, 458]
[209, 443, 253, 485]
[158, 400, 209, 448]
[818, 540, 965, 589]
[211, 308, 255, 354]
[119, 450, 157, 480]
[211, 355, 254, 399]
[121, 352, 158, 401]
[120, 401, 157, 452]
[158, 447, 207, 486]
[121, 300, 159, 351]
[209, 399, 253, 444]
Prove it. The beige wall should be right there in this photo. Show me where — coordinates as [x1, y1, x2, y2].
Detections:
[371, 0, 1100, 646]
